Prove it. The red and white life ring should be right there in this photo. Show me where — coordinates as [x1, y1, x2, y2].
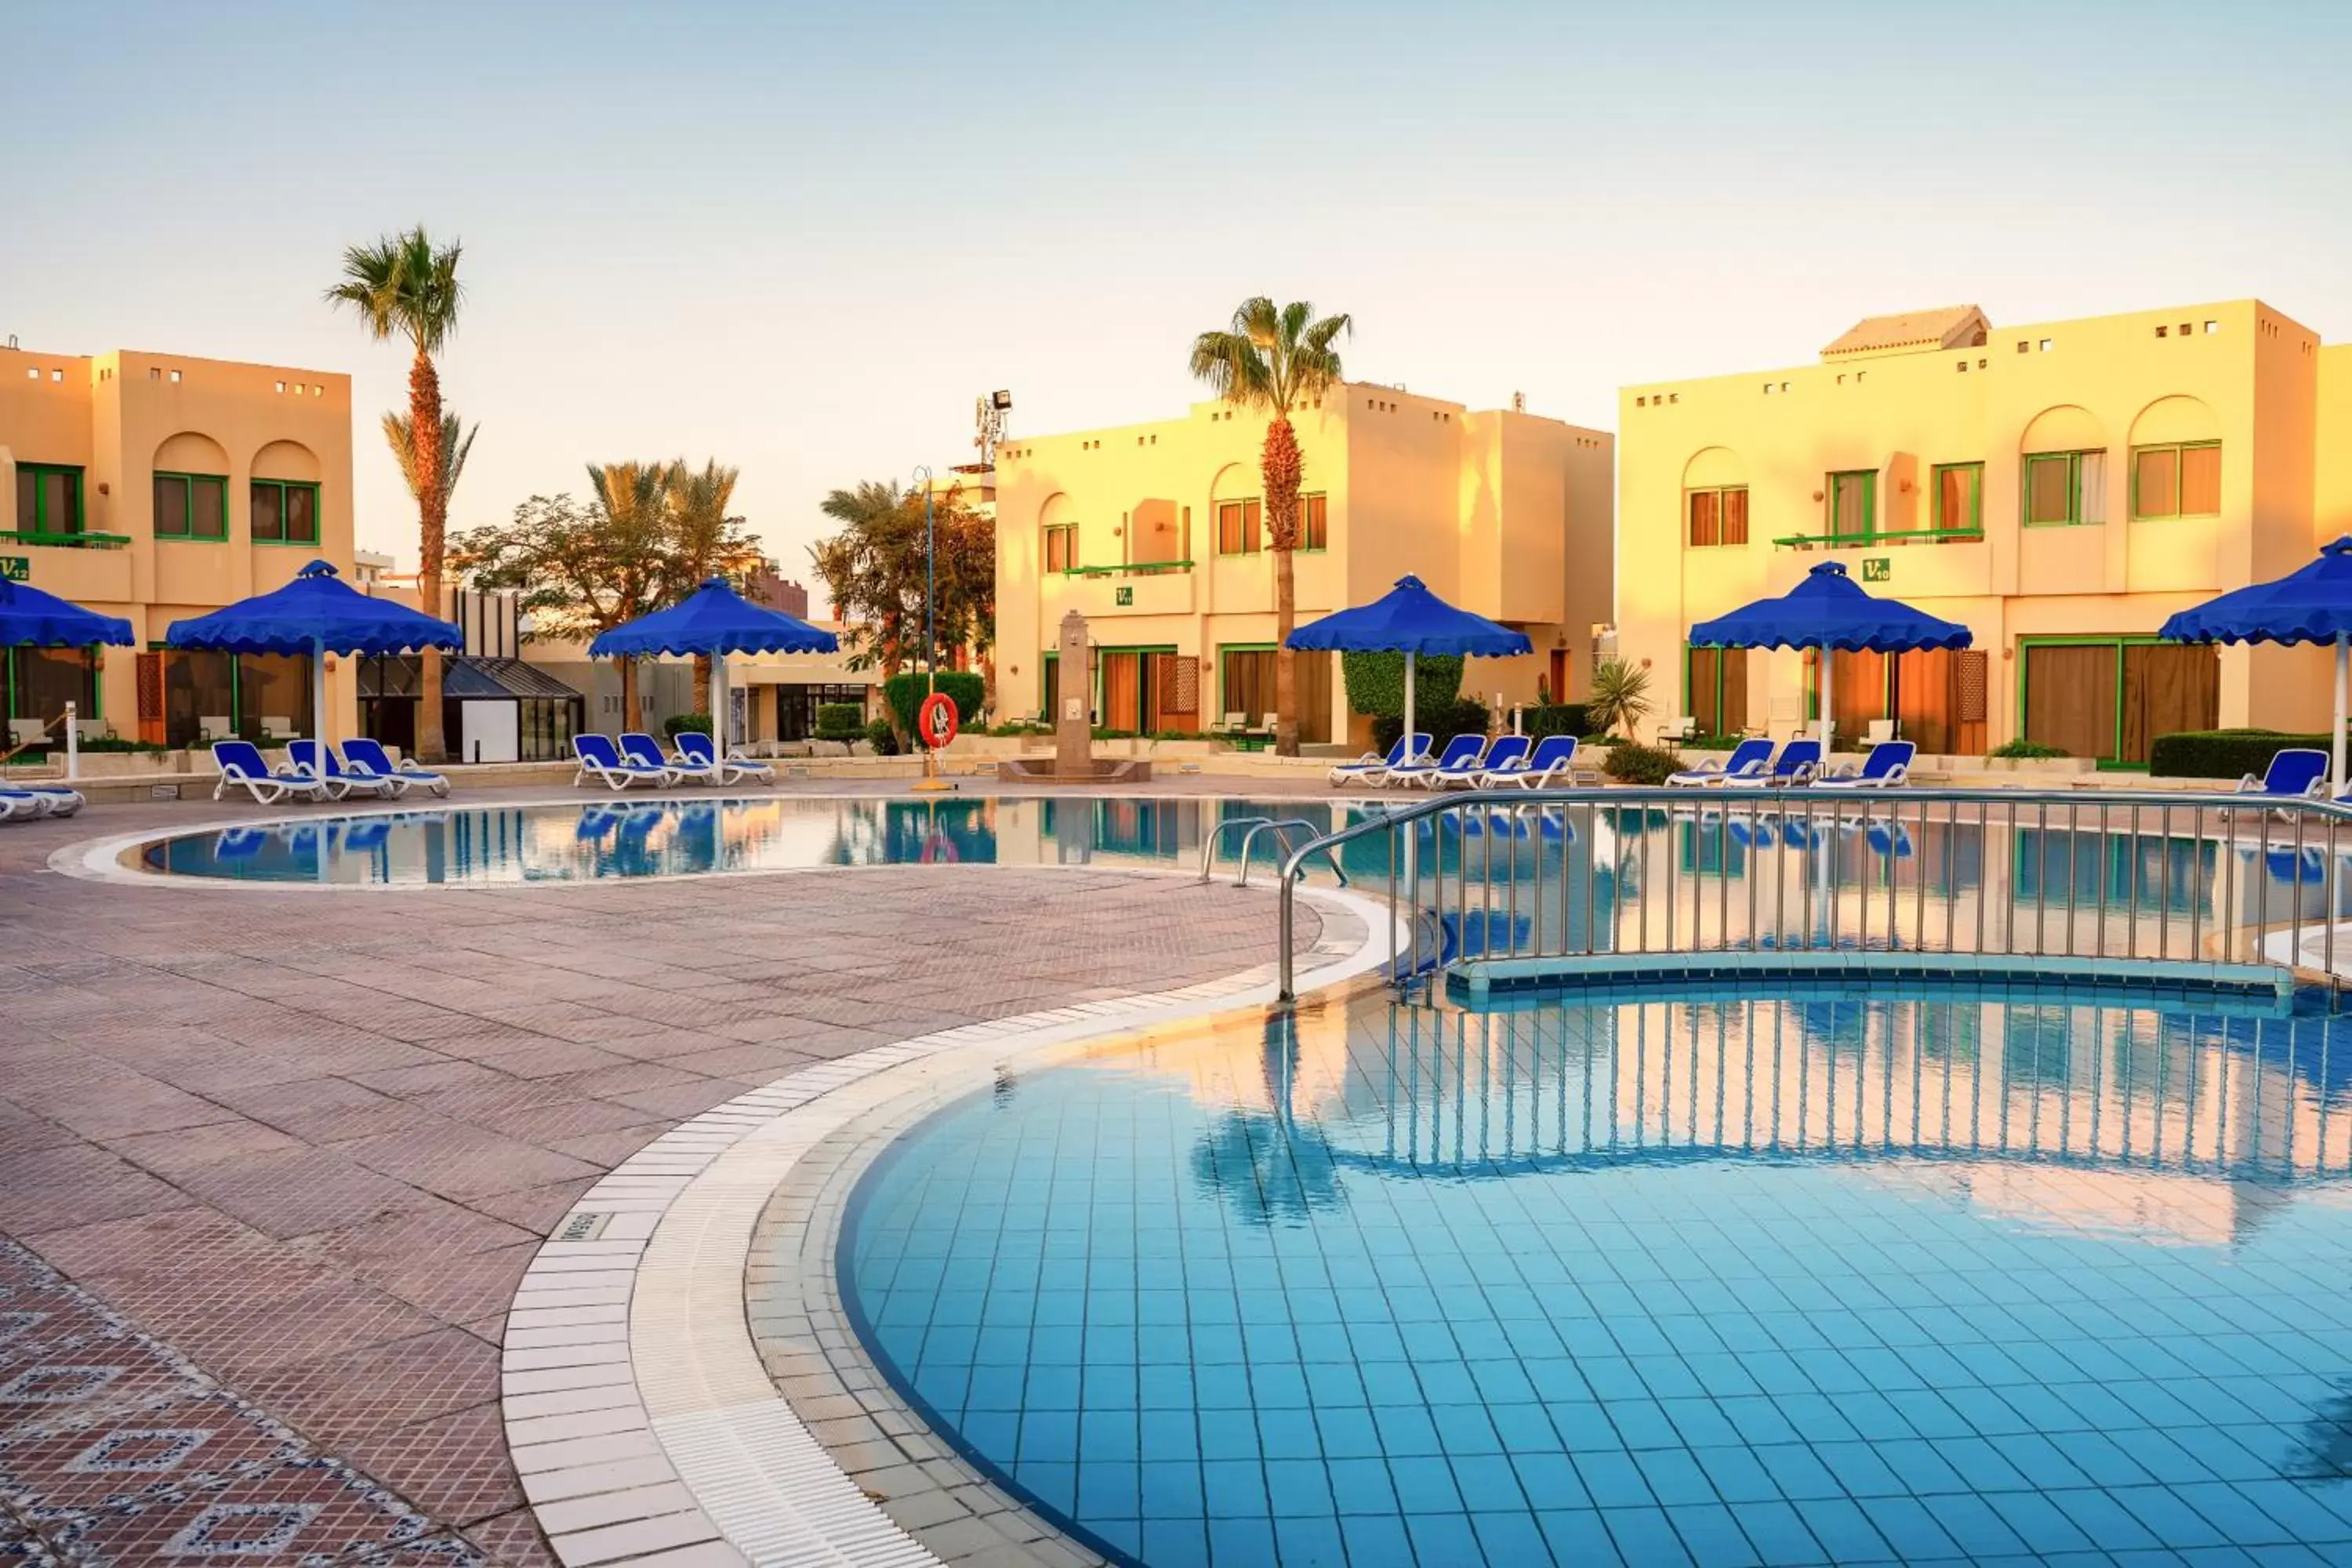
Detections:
[917, 691, 960, 750]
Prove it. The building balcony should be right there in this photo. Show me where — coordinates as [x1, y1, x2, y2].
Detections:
[1770, 527, 1984, 551]
[1044, 561, 1196, 616]
[0, 535, 136, 602]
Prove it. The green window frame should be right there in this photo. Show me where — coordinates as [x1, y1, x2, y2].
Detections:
[2022, 449, 2107, 528]
[14, 463, 85, 538]
[1043, 523, 1076, 574]
[2130, 441, 2221, 521]
[1932, 463, 1984, 535]
[1825, 470, 1875, 542]
[154, 471, 230, 541]
[1215, 498, 1261, 556]
[251, 478, 321, 545]
[1686, 486, 1749, 547]
[1299, 493, 1329, 552]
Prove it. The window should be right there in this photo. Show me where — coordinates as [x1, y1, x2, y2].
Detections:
[14, 464, 83, 537]
[1933, 463, 1984, 535]
[1299, 493, 1328, 551]
[2131, 442, 2221, 520]
[2023, 449, 2107, 527]
[251, 478, 320, 544]
[1216, 498, 1261, 555]
[1686, 645, 1748, 736]
[154, 472, 228, 540]
[1827, 470, 1875, 541]
[1686, 487, 1748, 547]
[1043, 523, 1076, 574]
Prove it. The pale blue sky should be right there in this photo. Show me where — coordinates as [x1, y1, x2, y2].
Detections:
[7, 0, 2347, 606]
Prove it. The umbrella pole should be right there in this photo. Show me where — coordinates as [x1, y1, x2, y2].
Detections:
[2336, 633, 2348, 797]
[314, 636, 329, 763]
[1403, 653, 1417, 762]
[713, 653, 727, 779]
[1817, 647, 1834, 753]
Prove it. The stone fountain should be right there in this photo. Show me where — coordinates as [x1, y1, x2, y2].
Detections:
[996, 610, 1153, 785]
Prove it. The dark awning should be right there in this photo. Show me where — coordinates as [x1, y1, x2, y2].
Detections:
[443, 656, 585, 702]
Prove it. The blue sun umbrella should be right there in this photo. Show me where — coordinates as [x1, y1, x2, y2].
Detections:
[2162, 537, 2352, 792]
[590, 577, 837, 758]
[1288, 575, 1532, 756]
[0, 576, 135, 649]
[167, 560, 463, 754]
[1690, 561, 1972, 749]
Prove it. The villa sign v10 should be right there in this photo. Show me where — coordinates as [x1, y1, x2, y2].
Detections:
[1862, 557, 1891, 583]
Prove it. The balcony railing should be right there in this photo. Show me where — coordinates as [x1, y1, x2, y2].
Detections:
[0, 529, 132, 550]
[1061, 560, 1193, 578]
[1772, 527, 1984, 550]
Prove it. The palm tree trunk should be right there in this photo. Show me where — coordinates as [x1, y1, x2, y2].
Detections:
[1263, 417, 1304, 757]
[692, 654, 712, 717]
[618, 657, 639, 735]
[410, 348, 448, 764]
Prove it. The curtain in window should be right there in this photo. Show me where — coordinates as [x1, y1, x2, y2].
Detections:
[192, 479, 225, 539]
[235, 653, 314, 742]
[10, 648, 96, 730]
[41, 472, 74, 532]
[2078, 452, 2107, 524]
[2135, 449, 2180, 518]
[2024, 644, 2118, 760]
[1722, 488, 1748, 545]
[155, 477, 189, 538]
[285, 485, 317, 543]
[1831, 474, 1871, 539]
[2026, 457, 2071, 524]
[2121, 643, 2219, 764]
[2180, 446, 2222, 514]
[163, 650, 235, 749]
[1938, 467, 1979, 533]
[252, 483, 283, 542]
[1688, 492, 1720, 546]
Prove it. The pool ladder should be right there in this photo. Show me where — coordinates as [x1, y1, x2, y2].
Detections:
[1198, 817, 1348, 890]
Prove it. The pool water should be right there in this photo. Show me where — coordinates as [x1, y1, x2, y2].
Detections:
[838, 984, 2352, 1566]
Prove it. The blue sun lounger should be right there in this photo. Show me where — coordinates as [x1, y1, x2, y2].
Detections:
[1669, 737, 1773, 787]
[1814, 739, 1916, 789]
[1329, 733, 1429, 788]
[211, 739, 332, 805]
[574, 734, 674, 790]
[340, 737, 450, 799]
[674, 731, 774, 786]
[1395, 735, 1492, 789]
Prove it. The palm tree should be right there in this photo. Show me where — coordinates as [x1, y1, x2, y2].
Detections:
[383, 410, 477, 514]
[1189, 299, 1350, 756]
[327, 227, 464, 761]
[663, 459, 747, 713]
[587, 462, 672, 730]
[1588, 659, 1652, 738]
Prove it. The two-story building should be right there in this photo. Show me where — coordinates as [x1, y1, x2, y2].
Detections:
[1, 343, 357, 750]
[994, 385, 1614, 746]
[1618, 300, 2352, 763]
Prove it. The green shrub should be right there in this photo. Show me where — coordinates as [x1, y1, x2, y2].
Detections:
[1680, 733, 1746, 753]
[862, 718, 902, 756]
[1603, 742, 1686, 786]
[881, 671, 985, 739]
[2149, 728, 2338, 780]
[813, 702, 865, 740]
[1990, 737, 2068, 760]
[662, 713, 713, 740]
[12, 736, 167, 754]
[1523, 703, 1591, 741]
[1343, 652, 1464, 718]
[1372, 698, 1491, 757]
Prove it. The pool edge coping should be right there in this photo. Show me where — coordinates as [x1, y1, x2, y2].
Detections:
[500, 881, 1397, 1568]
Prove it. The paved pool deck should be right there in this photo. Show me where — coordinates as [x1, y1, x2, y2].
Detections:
[0, 793, 1319, 1564]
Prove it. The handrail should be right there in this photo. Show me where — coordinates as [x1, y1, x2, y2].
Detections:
[1200, 815, 1348, 888]
[1769, 526, 1985, 550]
[1061, 561, 1192, 578]
[1276, 783, 2352, 1002]
[0, 529, 132, 550]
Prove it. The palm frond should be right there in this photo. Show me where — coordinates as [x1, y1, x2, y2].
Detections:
[382, 409, 479, 508]
[326, 226, 463, 355]
[1189, 330, 1272, 410]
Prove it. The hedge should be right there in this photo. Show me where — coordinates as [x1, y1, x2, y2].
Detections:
[2149, 728, 2339, 781]
[863, 718, 902, 755]
[1603, 742, 1686, 786]
[1343, 652, 1464, 718]
[662, 712, 713, 739]
[881, 671, 985, 739]
[813, 702, 865, 740]
[1372, 698, 1491, 757]
[1523, 703, 1591, 741]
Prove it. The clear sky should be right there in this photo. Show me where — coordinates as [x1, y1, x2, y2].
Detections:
[8, 0, 2347, 610]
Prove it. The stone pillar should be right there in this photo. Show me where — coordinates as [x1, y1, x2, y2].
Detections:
[1057, 610, 1091, 779]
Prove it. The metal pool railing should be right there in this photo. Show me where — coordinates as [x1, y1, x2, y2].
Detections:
[1274, 785, 2352, 1003]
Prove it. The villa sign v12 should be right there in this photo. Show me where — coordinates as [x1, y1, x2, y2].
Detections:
[1862, 557, 1891, 583]
[0, 557, 27, 583]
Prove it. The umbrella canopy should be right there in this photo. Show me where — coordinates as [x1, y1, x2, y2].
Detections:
[165, 560, 463, 656]
[1288, 575, 1532, 763]
[0, 576, 134, 648]
[1287, 574, 1533, 658]
[1690, 561, 1971, 749]
[2162, 536, 2352, 791]
[588, 577, 837, 659]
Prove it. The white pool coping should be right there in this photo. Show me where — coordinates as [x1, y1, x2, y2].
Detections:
[499, 882, 1397, 1567]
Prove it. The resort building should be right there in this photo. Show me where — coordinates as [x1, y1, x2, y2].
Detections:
[0, 341, 357, 748]
[993, 386, 1613, 745]
[1618, 299, 2352, 764]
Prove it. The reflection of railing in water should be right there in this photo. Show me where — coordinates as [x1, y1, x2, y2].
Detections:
[1276, 786, 2352, 1001]
[1337, 992, 2352, 1186]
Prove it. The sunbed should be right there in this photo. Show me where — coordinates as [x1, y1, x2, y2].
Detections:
[674, 731, 774, 786]
[340, 737, 451, 799]
[1668, 737, 1773, 788]
[1722, 737, 1823, 788]
[2234, 748, 2328, 805]
[621, 732, 701, 785]
[1447, 735, 1526, 788]
[289, 740, 401, 802]
[210, 739, 332, 805]
[1813, 740, 1917, 790]
[573, 734, 675, 790]
[1488, 735, 1578, 789]
[1398, 735, 1493, 789]
[1328, 733, 1428, 789]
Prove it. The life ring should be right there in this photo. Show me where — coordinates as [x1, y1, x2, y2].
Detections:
[917, 691, 960, 750]
[919, 831, 960, 864]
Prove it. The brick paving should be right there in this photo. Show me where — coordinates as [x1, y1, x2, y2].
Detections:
[0, 797, 1311, 1563]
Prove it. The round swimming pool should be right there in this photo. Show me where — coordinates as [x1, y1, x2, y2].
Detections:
[837, 982, 2352, 1566]
[128, 796, 1386, 884]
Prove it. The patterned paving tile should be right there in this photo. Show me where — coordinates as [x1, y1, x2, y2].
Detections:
[336, 1405, 521, 1528]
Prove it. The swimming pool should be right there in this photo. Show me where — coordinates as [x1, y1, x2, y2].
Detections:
[836, 982, 2352, 1566]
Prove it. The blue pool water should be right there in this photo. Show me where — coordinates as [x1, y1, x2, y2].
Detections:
[838, 985, 2352, 1566]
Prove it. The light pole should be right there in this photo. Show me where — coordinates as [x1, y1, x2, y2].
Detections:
[912, 463, 935, 696]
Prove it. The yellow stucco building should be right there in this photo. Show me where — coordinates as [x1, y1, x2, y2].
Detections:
[994, 385, 1613, 746]
[1619, 299, 2352, 763]
[0, 342, 356, 750]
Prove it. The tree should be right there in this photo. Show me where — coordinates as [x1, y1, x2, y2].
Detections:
[662, 459, 760, 714]
[810, 481, 993, 684]
[383, 409, 477, 515]
[1189, 297, 1350, 756]
[327, 227, 464, 761]
[1588, 658, 1653, 737]
[452, 492, 672, 723]
[583, 463, 673, 729]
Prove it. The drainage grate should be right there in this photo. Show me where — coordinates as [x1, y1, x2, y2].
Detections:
[555, 1211, 612, 1242]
